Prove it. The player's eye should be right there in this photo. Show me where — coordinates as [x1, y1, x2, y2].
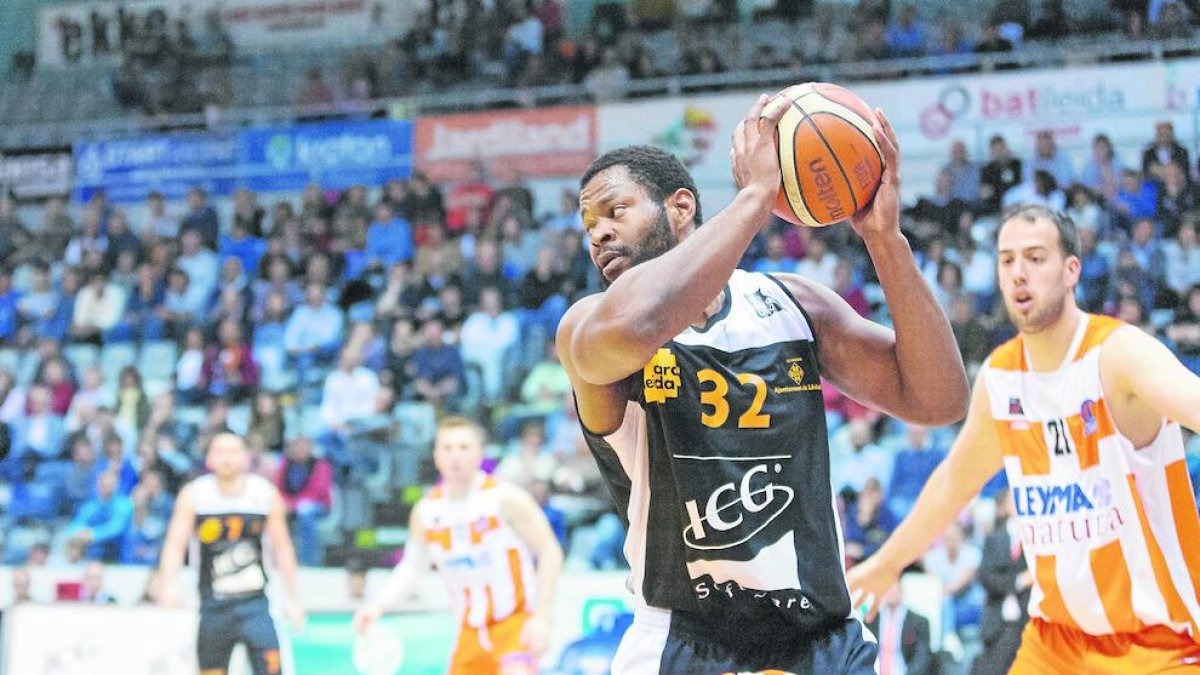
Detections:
[612, 205, 626, 218]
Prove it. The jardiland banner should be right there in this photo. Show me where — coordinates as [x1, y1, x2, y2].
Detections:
[37, 0, 417, 68]
[597, 57, 1200, 210]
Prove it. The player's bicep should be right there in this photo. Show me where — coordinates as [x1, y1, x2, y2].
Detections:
[557, 302, 631, 435]
[1108, 327, 1200, 433]
[265, 491, 294, 551]
[558, 295, 652, 387]
[163, 485, 197, 553]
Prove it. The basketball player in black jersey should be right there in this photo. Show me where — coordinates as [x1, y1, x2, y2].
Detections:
[557, 94, 970, 672]
[159, 433, 306, 675]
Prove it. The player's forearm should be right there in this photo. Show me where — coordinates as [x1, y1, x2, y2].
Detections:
[583, 186, 774, 372]
[373, 559, 420, 609]
[273, 543, 302, 604]
[864, 230, 969, 424]
[531, 542, 564, 621]
[873, 461, 976, 576]
[158, 544, 185, 588]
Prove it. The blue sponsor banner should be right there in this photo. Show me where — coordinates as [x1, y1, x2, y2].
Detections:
[73, 132, 239, 203]
[237, 119, 414, 193]
[73, 120, 413, 203]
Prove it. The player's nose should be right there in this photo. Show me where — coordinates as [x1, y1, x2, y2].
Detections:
[589, 218, 616, 246]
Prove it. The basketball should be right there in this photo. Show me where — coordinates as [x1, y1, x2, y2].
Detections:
[772, 82, 884, 228]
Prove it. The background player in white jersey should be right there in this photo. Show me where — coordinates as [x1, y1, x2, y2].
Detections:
[159, 432, 306, 675]
[353, 416, 564, 675]
[556, 94, 968, 673]
[850, 204, 1200, 673]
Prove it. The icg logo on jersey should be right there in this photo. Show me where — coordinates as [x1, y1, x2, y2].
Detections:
[683, 463, 793, 549]
[644, 348, 681, 404]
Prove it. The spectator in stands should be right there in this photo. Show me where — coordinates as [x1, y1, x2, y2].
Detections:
[1153, 1, 1194, 38]
[518, 245, 569, 357]
[176, 229, 219, 312]
[795, 233, 840, 288]
[1165, 220, 1200, 299]
[253, 258, 302, 321]
[297, 66, 336, 109]
[885, 4, 929, 58]
[925, 521, 984, 634]
[144, 191, 179, 240]
[10, 567, 32, 604]
[0, 271, 17, 345]
[175, 327, 207, 405]
[974, 21, 1014, 53]
[201, 319, 259, 404]
[13, 385, 66, 463]
[70, 269, 126, 345]
[365, 201, 415, 269]
[104, 211, 141, 270]
[843, 477, 897, 565]
[407, 317, 464, 411]
[122, 471, 172, 565]
[79, 561, 117, 603]
[67, 470, 133, 562]
[248, 391, 286, 455]
[0, 194, 28, 266]
[460, 286, 520, 404]
[1157, 162, 1199, 236]
[1076, 225, 1112, 313]
[1143, 121, 1191, 184]
[584, 47, 631, 102]
[63, 209, 108, 269]
[867, 583, 935, 675]
[975, 490, 1031, 675]
[941, 140, 981, 204]
[114, 263, 166, 342]
[980, 135, 1022, 214]
[1166, 286, 1200, 373]
[887, 424, 944, 517]
[414, 225, 464, 281]
[1112, 168, 1160, 232]
[752, 232, 793, 274]
[0, 368, 25, 423]
[219, 221, 266, 285]
[35, 197, 74, 261]
[231, 187, 265, 238]
[832, 259, 870, 318]
[1128, 217, 1167, 288]
[1003, 169, 1066, 212]
[496, 420, 556, 491]
[1026, 130, 1074, 188]
[98, 433, 138, 495]
[1079, 134, 1123, 202]
[802, 4, 852, 64]
[285, 283, 345, 389]
[277, 436, 333, 566]
[830, 417, 892, 494]
[462, 240, 511, 306]
[63, 434, 101, 514]
[319, 345, 379, 459]
[114, 366, 150, 431]
[1065, 186, 1106, 233]
[38, 357, 74, 416]
[951, 294, 992, 374]
[504, 5, 545, 84]
[17, 262, 60, 339]
[181, 187, 220, 249]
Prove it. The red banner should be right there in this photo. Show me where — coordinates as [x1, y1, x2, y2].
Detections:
[414, 106, 597, 183]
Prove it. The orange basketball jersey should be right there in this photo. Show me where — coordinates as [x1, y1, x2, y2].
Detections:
[418, 472, 537, 628]
[983, 313, 1200, 640]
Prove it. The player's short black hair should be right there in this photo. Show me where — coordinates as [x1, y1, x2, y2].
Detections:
[999, 203, 1080, 259]
[580, 145, 703, 225]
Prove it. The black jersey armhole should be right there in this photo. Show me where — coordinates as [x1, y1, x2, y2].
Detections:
[763, 272, 823, 372]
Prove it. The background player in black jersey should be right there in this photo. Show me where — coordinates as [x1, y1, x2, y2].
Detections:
[159, 432, 306, 675]
[556, 94, 970, 672]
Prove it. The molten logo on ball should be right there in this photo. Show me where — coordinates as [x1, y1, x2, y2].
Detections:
[808, 157, 846, 222]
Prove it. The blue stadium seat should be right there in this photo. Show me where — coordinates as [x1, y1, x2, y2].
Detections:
[137, 340, 179, 383]
[100, 343, 138, 384]
[63, 344, 100, 376]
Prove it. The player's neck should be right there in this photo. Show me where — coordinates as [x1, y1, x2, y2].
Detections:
[444, 479, 473, 500]
[215, 473, 247, 495]
[1022, 305, 1085, 372]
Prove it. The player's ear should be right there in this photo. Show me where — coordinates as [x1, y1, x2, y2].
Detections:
[1064, 254, 1082, 286]
[666, 188, 696, 236]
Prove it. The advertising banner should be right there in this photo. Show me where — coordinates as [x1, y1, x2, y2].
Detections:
[0, 147, 73, 200]
[37, 0, 415, 68]
[598, 58, 1200, 209]
[414, 106, 598, 183]
[238, 119, 414, 193]
[73, 132, 239, 203]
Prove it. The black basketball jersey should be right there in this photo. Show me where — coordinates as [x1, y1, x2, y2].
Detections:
[583, 270, 851, 635]
[190, 474, 273, 608]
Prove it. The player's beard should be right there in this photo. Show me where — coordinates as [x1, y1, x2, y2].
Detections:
[598, 208, 677, 289]
[1006, 287, 1068, 335]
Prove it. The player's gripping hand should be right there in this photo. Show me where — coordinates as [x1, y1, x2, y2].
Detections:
[845, 554, 901, 623]
[730, 93, 789, 195]
[849, 108, 902, 240]
[353, 603, 384, 635]
[285, 600, 307, 634]
[520, 613, 551, 656]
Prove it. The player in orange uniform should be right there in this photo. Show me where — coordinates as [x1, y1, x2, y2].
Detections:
[353, 417, 564, 675]
[849, 204, 1200, 673]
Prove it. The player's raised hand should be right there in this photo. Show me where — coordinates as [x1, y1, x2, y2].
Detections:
[731, 93, 788, 194]
[353, 603, 383, 635]
[520, 613, 551, 656]
[845, 554, 901, 623]
[285, 601, 307, 634]
[850, 108, 902, 240]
